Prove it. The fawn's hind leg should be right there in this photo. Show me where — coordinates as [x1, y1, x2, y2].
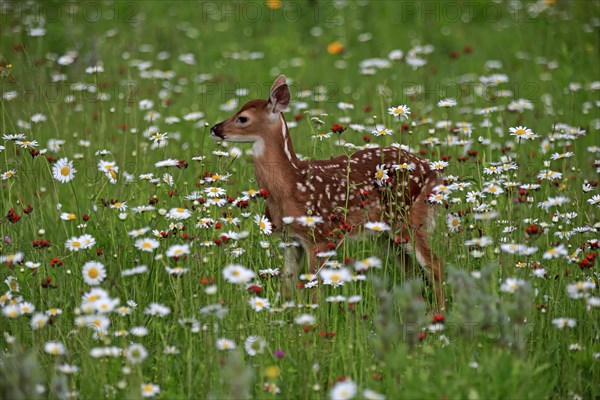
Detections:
[389, 236, 444, 311]
[384, 237, 419, 280]
[410, 230, 445, 311]
[408, 194, 446, 311]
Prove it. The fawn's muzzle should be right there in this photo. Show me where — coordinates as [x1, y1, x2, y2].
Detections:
[210, 123, 224, 139]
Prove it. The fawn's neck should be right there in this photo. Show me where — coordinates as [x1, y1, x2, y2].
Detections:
[252, 114, 304, 198]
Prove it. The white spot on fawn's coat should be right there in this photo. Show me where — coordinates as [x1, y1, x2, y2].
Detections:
[281, 116, 298, 169]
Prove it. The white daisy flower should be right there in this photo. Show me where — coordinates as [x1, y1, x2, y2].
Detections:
[294, 313, 316, 325]
[387, 105, 411, 120]
[244, 335, 266, 356]
[165, 244, 190, 258]
[254, 214, 273, 235]
[320, 268, 352, 287]
[125, 343, 148, 364]
[135, 238, 160, 252]
[204, 186, 226, 198]
[44, 341, 66, 355]
[222, 264, 255, 285]
[82, 261, 107, 285]
[52, 158, 76, 183]
[329, 379, 357, 400]
[166, 207, 192, 220]
[248, 297, 270, 312]
[371, 127, 393, 136]
[500, 277, 526, 294]
[364, 221, 391, 232]
[215, 338, 236, 350]
[551, 318, 576, 329]
[374, 164, 389, 186]
[141, 383, 160, 398]
[296, 215, 324, 227]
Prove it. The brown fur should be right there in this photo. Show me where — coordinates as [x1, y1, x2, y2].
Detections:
[211, 75, 445, 310]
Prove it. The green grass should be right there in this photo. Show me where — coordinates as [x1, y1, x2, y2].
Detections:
[1, 1, 599, 399]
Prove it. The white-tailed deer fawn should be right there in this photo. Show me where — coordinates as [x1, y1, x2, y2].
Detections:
[211, 75, 445, 310]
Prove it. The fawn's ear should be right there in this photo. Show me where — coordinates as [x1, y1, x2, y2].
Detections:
[268, 75, 290, 115]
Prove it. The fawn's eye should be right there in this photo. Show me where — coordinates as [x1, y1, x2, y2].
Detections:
[238, 116, 248, 124]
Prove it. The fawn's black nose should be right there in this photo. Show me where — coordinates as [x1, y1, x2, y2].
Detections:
[210, 123, 224, 139]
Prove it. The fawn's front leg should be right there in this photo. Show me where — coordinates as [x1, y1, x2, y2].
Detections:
[304, 242, 332, 304]
[281, 238, 331, 303]
[281, 244, 304, 299]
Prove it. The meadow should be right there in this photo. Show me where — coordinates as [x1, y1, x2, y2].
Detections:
[1, 0, 599, 398]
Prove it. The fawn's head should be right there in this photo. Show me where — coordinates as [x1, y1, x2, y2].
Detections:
[210, 75, 290, 144]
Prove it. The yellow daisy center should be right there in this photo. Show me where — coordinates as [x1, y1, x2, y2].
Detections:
[143, 385, 154, 393]
[71, 241, 81, 248]
[60, 166, 70, 176]
[265, 366, 280, 378]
